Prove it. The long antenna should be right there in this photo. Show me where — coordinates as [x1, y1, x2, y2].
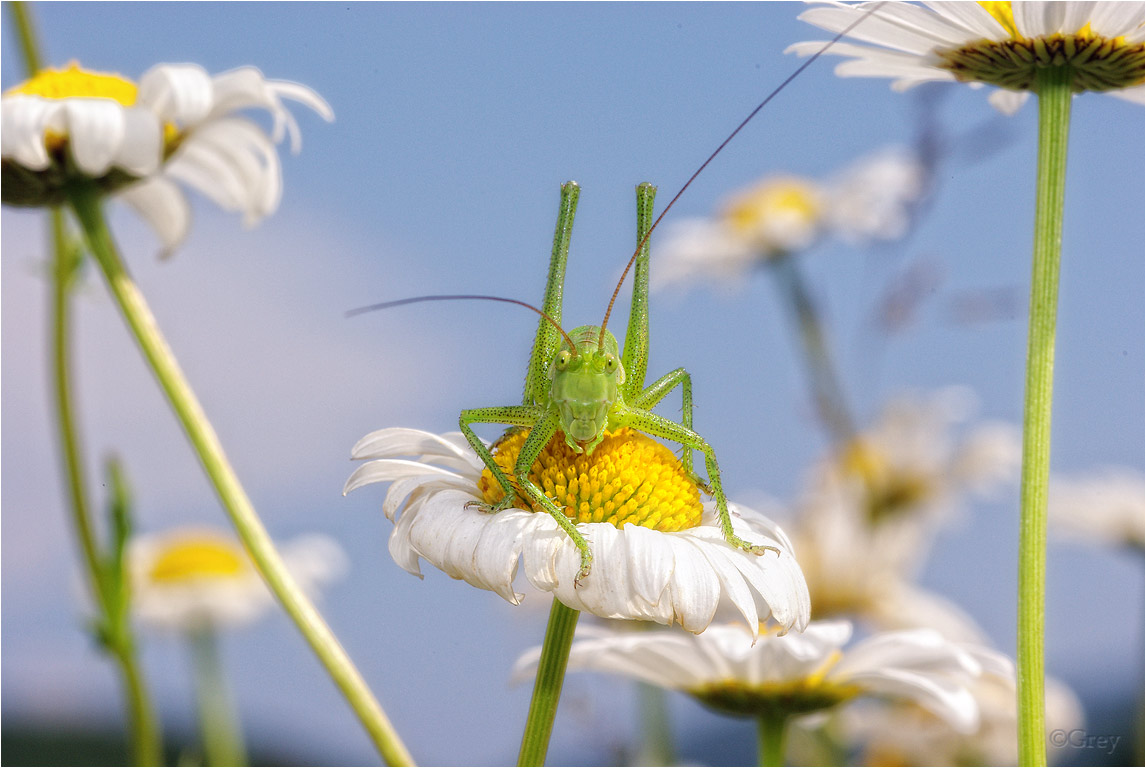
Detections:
[597, 2, 887, 349]
[347, 294, 579, 353]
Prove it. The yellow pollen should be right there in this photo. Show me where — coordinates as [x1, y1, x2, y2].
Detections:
[721, 177, 821, 238]
[148, 536, 247, 584]
[7, 62, 138, 105]
[478, 427, 704, 531]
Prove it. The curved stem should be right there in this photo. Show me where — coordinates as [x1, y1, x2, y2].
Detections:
[756, 712, 788, 767]
[518, 598, 580, 766]
[188, 624, 247, 767]
[8, 1, 44, 73]
[768, 254, 857, 447]
[65, 183, 413, 767]
[1017, 65, 1072, 768]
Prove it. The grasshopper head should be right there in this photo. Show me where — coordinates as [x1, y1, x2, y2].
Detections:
[550, 326, 624, 453]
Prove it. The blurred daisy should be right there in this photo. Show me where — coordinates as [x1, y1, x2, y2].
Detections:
[653, 147, 927, 291]
[781, 389, 1016, 633]
[514, 619, 986, 735]
[807, 387, 1020, 529]
[1049, 467, 1145, 549]
[130, 527, 346, 631]
[788, 1, 1145, 115]
[843, 654, 1084, 766]
[344, 427, 810, 636]
[2, 61, 332, 251]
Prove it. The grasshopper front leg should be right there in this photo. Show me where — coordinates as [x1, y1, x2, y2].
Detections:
[631, 366, 708, 489]
[460, 406, 595, 585]
[511, 410, 596, 586]
[612, 403, 779, 558]
[460, 405, 543, 512]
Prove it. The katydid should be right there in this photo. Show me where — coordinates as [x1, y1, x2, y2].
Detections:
[350, 8, 883, 585]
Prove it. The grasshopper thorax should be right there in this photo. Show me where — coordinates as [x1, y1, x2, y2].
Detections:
[549, 325, 625, 453]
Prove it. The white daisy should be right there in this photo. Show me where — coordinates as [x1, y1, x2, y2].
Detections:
[344, 427, 810, 636]
[1049, 467, 1145, 549]
[842, 654, 1084, 766]
[653, 147, 927, 291]
[788, 1, 1145, 115]
[2, 61, 332, 251]
[513, 619, 986, 731]
[129, 527, 346, 631]
[783, 389, 1017, 631]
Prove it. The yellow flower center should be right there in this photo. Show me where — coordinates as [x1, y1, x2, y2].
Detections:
[478, 427, 704, 531]
[148, 536, 248, 584]
[6, 62, 138, 105]
[934, 3, 1145, 93]
[721, 178, 821, 247]
[692, 649, 859, 718]
[840, 439, 933, 524]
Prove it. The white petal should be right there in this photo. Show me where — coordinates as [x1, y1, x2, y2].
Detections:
[343, 458, 463, 494]
[1108, 84, 1146, 105]
[351, 426, 474, 461]
[921, 1, 1013, 39]
[1089, 1, 1146, 37]
[664, 536, 722, 633]
[987, 88, 1030, 115]
[1063, 2, 1100, 35]
[63, 99, 127, 175]
[2, 97, 59, 170]
[798, 3, 970, 56]
[138, 63, 214, 126]
[118, 177, 190, 254]
[1013, 1, 1063, 38]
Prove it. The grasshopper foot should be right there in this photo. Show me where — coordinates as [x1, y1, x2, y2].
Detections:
[725, 531, 781, 558]
[572, 546, 593, 589]
[465, 496, 516, 515]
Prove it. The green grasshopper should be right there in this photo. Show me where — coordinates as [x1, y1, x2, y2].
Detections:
[460, 181, 772, 585]
[351, 9, 880, 585]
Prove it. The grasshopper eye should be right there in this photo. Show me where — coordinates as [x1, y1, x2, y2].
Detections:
[603, 354, 619, 374]
[555, 350, 572, 370]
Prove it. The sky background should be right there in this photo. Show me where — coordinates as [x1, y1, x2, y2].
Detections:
[2, 2, 1143, 765]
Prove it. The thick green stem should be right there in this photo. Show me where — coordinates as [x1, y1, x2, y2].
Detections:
[769, 254, 856, 446]
[1018, 65, 1072, 768]
[756, 712, 788, 767]
[188, 624, 247, 767]
[65, 183, 413, 767]
[518, 598, 580, 766]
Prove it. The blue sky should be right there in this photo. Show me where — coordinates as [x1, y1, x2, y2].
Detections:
[2, 2, 1143, 765]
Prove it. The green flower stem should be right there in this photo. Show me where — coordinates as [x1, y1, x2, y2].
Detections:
[518, 598, 580, 766]
[635, 682, 674, 766]
[9, 1, 43, 73]
[9, 4, 164, 763]
[188, 624, 247, 767]
[50, 210, 164, 767]
[1018, 64, 1072, 768]
[65, 183, 413, 767]
[756, 712, 788, 767]
[769, 254, 856, 446]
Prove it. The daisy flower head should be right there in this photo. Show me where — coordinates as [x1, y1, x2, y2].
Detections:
[653, 147, 928, 292]
[843, 654, 1084, 765]
[788, 1, 1145, 115]
[344, 427, 810, 636]
[2, 61, 332, 251]
[513, 619, 986, 731]
[1049, 467, 1145, 549]
[129, 527, 346, 631]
